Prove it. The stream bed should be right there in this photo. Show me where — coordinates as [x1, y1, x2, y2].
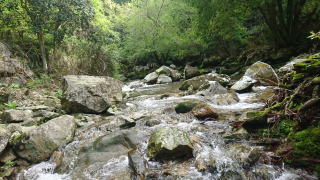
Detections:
[18, 81, 316, 180]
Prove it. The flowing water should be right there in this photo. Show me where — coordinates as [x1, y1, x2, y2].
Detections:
[18, 81, 316, 180]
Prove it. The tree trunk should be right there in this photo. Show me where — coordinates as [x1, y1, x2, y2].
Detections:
[37, 31, 48, 72]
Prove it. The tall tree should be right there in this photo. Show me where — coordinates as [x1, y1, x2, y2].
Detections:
[19, 0, 93, 72]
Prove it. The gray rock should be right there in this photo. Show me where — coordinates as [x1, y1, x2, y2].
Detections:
[71, 130, 146, 179]
[228, 144, 260, 166]
[211, 92, 240, 105]
[62, 75, 122, 113]
[180, 73, 230, 92]
[157, 74, 172, 84]
[197, 81, 228, 96]
[0, 42, 11, 59]
[155, 66, 172, 76]
[13, 115, 76, 163]
[0, 125, 11, 154]
[232, 61, 279, 92]
[147, 127, 193, 160]
[1, 109, 33, 123]
[144, 72, 159, 84]
[184, 65, 200, 79]
[231, 76, 257, 93]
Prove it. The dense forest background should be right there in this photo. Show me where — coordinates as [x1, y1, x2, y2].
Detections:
[1, 0, 320, 78]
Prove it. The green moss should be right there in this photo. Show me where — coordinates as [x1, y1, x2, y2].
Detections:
[9, 132, 26, 145]
[175, 101, 197, 113]
[311, 77, 320, 84]
[292, 73, 305, 81]
[199, 68, 211, 74]
[243, 110, 269, 130]
[290, 127, 320, 159]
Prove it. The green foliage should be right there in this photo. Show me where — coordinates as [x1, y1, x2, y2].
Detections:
[55, 90, 63, 99]
[8, 83, 21, 89]
[4, 101, 17, 109]
[26, 75, 53, 89]
[309, 31, 320, 40]
[289, 127, 320, 159]
[4, 161, 15, 167]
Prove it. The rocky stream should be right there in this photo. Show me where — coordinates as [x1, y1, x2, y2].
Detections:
[16, 78, 316, 180]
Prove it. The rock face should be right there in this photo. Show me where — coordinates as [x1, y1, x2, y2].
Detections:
[62, 75, 122, 113]
[231, 61, 279, 92]
[157, 74, 172, 84]
[184, 65, 200, 79]
[13, 115, 76, 163]
[0, 125, 11, 154]
[180, 73, 230, 92]
[144, 72, 159, 84]
[1, 109, 33, 123]
[0, 42, 33, 84]
[147, 127, 193, 160]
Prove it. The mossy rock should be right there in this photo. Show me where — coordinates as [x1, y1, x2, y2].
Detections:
[147, 127, 193, 161]
[175, 101, 197, 113]
[285, 127, 320, 169]
[242, 110, 269, 131]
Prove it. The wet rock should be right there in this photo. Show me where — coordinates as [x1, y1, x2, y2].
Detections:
[194, 145, 217, 172]
[0, 125, 11, 154]
[144, 72, 159, 84]
[242, 111, 269, 131]
[211, 91, 240, 105]
[197, 81, 228, 96]
[184, 65, 200, 79]
[157, 74, 172, 84]
[228, 144, 260, 166]
[1, 109, 33, 123]
[0, 42, 11, 59]
[128, 151, 146, 179]
[231, 76, 257, 93]
[220, 170, 243, 180]
[180, 73, 230, 91]
[147, 127, 193, 160]
[62, 75, 122, 113]
[71, 130, 145, 179]
[175, 101, 197, 113]
[13, 115, 76, 163]
[192, 103, 218, 120]
[224, 128, 249, 141]
[145, 119, 161, 127]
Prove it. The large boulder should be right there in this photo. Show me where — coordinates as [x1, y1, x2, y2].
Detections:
[62, 75, 122, 113]
[184, 65, 201, 79]
[144, 72, 159, 84]
[1, 109, 33, 123]
[70, 130, 146, 179]
[157, 74, 172, 84]
[180, 73, 230, 92]
[232, 62, 279, 92]
[147, 127, 193, 160]
[13, 115, 76, 163]
[0, 125, 11, 154]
